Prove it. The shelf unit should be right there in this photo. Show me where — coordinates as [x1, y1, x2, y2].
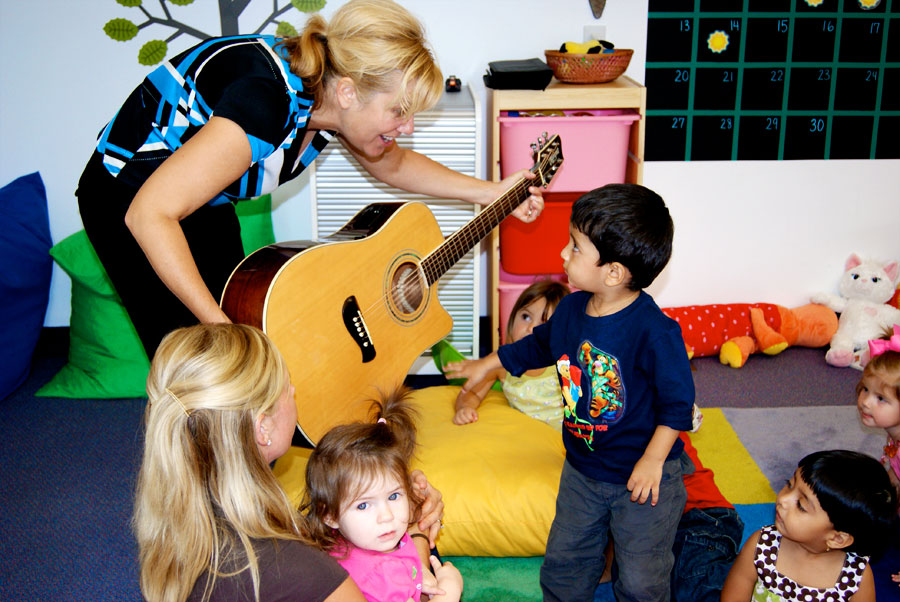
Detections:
[487, 76, 646, 350]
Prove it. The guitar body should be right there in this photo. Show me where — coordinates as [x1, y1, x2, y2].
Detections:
[222, 201, 452, 444]
[223, 134, 564, 445]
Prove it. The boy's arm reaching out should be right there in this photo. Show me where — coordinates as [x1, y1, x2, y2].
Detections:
[627, 425, 680, 506]
[445, 352, 503, 394]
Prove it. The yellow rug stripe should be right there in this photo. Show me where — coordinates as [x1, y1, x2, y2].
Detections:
[689, 408, 775, 504]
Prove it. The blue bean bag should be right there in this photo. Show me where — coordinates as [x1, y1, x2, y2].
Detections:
[0, 173, 53, 400]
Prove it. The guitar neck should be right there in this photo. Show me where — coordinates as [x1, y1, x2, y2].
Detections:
[419, 134, 562, 286]
[420, 176, 534, 286]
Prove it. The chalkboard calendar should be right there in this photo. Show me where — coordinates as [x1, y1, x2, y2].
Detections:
[645, 0, 899, 160]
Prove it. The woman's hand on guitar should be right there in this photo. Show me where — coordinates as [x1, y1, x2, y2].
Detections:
[480, 169, 544, 224]
[411, 469, 444, 547]
[510, 170, 544, 223]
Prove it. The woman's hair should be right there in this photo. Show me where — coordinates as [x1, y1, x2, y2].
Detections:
[134, 324, 305, 602]
[301, 386, 423, 554]
[279, 0, 443, 116]
[797, 450, 898, 557]
[505, 279, 571, 344]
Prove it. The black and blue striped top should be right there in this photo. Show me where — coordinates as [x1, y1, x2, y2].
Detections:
[95, 35, 334, 206]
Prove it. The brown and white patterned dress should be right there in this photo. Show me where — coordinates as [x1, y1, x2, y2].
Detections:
[751, 525, 868, 602]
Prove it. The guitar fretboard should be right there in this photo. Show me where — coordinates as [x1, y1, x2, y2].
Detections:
[420, 137, 561, 286]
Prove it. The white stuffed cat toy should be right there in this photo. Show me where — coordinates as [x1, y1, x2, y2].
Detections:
[812, 254, 900, 369]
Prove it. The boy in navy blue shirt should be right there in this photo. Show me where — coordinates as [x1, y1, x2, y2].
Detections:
[447, 184, 694, 601]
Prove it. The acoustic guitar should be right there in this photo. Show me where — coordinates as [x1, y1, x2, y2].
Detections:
[221, 135, 563, 444]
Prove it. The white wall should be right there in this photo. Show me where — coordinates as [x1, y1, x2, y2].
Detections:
[1, 1, 897, 326]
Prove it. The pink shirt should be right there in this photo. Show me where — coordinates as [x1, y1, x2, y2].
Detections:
[332, 533, 423, 602]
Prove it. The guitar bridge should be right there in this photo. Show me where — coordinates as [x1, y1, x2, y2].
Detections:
[342, 296, 376, 363]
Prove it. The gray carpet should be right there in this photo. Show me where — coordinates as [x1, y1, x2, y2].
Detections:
[722, 406, 886, 494]
[691, 347, 861, 408]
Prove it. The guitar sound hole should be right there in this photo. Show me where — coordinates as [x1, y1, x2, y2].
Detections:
[390, 262, 424, 315]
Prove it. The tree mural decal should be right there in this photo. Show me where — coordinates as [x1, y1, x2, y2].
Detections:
[104, 0, 327, 66]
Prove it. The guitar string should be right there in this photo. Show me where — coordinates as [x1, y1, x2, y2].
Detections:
[350, 144, 558, 333]
[358, 175, 533, 317]
[350, 177, 532, 328]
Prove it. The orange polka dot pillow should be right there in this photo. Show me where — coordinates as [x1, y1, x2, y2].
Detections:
[661, 303, 783, 358]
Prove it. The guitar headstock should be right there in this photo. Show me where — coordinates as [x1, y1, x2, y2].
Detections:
[530, 133, 564, 188]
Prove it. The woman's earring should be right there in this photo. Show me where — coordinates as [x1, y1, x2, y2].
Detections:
[266, 438, 272, 447]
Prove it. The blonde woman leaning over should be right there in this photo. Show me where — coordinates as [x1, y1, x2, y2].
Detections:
[134, 324, 444, 602]
[77, 0, 543, 360]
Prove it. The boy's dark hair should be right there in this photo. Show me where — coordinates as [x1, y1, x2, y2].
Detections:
[505, 280, 570, 344]
[798, 449, 898, 557]
[570, 183, 673, 291]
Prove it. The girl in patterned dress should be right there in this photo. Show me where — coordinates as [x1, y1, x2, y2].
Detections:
[855, 324, 900, 588]
[721, 450, 898, 602]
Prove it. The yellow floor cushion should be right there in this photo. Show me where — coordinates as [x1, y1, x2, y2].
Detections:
[274, 385, 565, 557]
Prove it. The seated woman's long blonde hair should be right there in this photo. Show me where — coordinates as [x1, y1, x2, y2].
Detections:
[280, 0, 444, 118]
[134, 324, 304, 602]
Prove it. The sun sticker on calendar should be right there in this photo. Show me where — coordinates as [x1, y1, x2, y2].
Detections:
[707, 30, 729, 54]
[858, 0, 881, 9]
[804, 0, 824, 6]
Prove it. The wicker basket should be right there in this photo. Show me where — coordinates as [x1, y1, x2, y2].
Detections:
[544, 49, 633, 84]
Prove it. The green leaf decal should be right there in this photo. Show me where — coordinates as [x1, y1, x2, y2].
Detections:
[104, 18, 139, 42]
[116, 0, 142, 6]
[291, 0, 326, 13]
[138, 40, 168, 65]
[167, 0, 195, 5]
[276, 21, 299, 38]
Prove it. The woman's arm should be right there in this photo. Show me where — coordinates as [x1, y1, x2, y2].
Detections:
[124, 116, 252, 324]
[322, 576, 367, 602]
[339, 137, 543, 223]
[720, 530, 760, 602]
[453, 366, 505, 425]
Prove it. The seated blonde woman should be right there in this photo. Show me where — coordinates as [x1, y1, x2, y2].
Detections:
[134, 323, 443, 602]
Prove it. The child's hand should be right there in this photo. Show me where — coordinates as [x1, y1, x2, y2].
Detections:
[892, 570, 899, 586]
[430, 555, 463, 600]
[444, 359, 480, 385]
[445, 359, 491, 393]
[453, 407, 478, 425]
[420, 563, 443, 597]
[626, 455, 664, 506]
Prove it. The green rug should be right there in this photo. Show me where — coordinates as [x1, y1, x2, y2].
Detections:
[445, 557, 615, 601]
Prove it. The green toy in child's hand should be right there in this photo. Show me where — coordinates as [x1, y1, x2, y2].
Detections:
[431, 340, 503, 391]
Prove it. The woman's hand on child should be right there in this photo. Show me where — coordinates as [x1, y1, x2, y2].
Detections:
[411, 469, 444, 546]
[453, 407, 479, 425]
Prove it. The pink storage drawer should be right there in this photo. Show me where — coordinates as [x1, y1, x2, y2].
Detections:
[498, 109, 639, 192]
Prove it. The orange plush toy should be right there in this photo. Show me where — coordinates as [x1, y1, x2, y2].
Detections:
[661, 303, 839, 368]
